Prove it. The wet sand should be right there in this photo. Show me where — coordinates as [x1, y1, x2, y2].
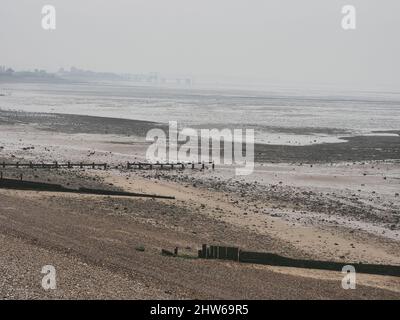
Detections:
[254, 135, 400, 163]
[2, 109, 400, 163]
[0, 109, 166, 137]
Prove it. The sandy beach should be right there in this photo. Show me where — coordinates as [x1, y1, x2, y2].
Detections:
[2, 0, 400, 308]
[0, 109, 399, 299]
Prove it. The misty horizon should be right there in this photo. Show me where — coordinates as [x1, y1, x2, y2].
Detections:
[1, 0, 400, 91]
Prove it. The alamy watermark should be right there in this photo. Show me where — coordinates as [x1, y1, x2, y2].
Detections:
[41, 4, 357, 31]
[341, 265, 356, 290]
[41, 5, 56, 30]
[41, 265, 57, 290]
[342, 5, 356, 30]
[145, 121, 254, 175]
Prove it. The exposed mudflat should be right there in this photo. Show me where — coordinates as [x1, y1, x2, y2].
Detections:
[0, 110, 399, 299]
[253, 135, 400, 163]
[1, 109, 399, 163]
[0, 109, 165, 137]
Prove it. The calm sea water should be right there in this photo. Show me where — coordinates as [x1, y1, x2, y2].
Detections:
[1, 82, 400, 145]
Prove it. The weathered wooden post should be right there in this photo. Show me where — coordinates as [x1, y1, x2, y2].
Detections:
[219, 246, 227, 260]
[192, 162, 195, 169]
[199, 244, 207, 258]
[210, 246, 215, 259]
[213, 246, 218, 259]
[226, 247, 240, 261]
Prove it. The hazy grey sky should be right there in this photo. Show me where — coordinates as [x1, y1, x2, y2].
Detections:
[1, 0, 399, 89]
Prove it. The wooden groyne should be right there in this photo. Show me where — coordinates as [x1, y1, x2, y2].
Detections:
[0, 161, 108, 170]
[0, 177, 175, 199]
[126, 161, 214, 170]
[0, 161, 215, 171]
[198, 244, 239, 261]
[198, 244, 400, 277]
